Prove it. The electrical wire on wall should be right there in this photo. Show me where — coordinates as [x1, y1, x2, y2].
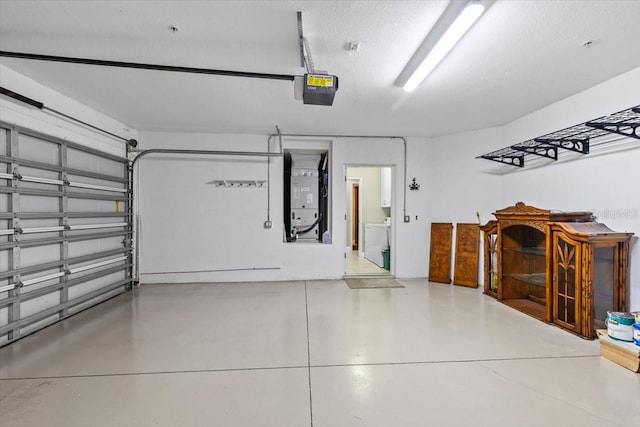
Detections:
[265, 125, 283, 228]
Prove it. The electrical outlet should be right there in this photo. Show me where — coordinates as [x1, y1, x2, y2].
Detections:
[264, 220, 273, 229]
[404, 216, 410, 223]
[415, 215, 418, 220]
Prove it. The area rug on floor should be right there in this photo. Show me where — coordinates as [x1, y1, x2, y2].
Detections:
[345, 278, 405, 289]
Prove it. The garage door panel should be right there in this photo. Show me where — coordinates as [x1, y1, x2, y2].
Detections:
[67, 148, 125, 177]
[0, 129, 7, 155]
[69, 270, 126, 300]
[18, 194, 60, 211]
[20, 293, 61, 318]
[20, 313, 60, 337]
[17, 133, 59, 164]
[17, 165, 61, 180]
[19, 244, 61, 268]
[67, 198, 120, 212]
[0, 122, 132, 346]
[0, 307, 8, 327]
[68, 236, 124, 258]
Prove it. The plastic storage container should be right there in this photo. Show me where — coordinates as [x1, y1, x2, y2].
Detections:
[382, 249, 390, 270]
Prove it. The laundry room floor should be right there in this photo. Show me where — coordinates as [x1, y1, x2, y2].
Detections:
[346, 250, 389, 275]
[0, 280, 638, 427]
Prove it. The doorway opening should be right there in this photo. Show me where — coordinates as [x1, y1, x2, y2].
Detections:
[345, 166, 393, 277]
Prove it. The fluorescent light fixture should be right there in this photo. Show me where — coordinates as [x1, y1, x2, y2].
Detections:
[398, 1, 488, 92]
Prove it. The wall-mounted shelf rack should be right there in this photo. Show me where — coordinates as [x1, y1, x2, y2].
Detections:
[478, 105, 640, 168]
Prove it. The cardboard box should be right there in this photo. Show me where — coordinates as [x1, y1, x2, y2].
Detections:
[596, 329, 640, 373]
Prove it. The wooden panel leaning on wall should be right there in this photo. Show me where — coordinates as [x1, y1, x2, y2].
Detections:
[429, 223, 453, 284]
[453, 223, 480, 288]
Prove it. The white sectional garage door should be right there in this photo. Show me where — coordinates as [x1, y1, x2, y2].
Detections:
[0, 122, 133, 345]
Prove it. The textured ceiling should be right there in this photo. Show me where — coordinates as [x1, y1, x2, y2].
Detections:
[1, 0, 639, 137]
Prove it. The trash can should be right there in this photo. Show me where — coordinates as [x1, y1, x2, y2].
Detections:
[382, 249, 390, 270]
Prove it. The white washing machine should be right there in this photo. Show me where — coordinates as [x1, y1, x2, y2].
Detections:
[364, 224, 390, 267]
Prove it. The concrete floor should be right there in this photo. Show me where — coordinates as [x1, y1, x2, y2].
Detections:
[0, 280, 638, 427]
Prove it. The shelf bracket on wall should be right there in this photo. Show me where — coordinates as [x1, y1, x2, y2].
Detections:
[533, 136, 591, 154]
[585, 107, 640, 140]
[477, 105, 640, 168]
[478, 147, 524, 167]
[511, 141, 558, 161]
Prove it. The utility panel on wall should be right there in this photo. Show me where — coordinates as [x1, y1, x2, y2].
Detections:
[283, 149, 329, 243]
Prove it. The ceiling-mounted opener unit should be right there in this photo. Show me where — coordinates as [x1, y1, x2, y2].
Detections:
[293, 11, 339, 106]
[0, 13, 338, 106]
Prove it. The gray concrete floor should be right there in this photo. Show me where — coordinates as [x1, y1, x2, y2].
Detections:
[1, 280, 638, 426]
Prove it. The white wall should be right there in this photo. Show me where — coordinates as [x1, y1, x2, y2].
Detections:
[137, 133, 429, 282]
[427, 67, 640, 310]
[422, 126, 505, 286]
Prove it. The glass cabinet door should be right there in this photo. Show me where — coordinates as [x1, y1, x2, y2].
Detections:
[488, 233, 498, 293]
[553, 233, 581, 332]
[591, 245, 618, 330]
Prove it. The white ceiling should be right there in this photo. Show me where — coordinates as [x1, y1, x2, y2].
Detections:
[1, 0, 639, 137]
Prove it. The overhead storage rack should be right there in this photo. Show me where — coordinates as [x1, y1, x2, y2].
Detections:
[478, 105, 640, 167]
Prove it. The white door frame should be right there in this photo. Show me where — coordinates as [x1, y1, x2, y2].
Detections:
[344, 164, 395, 276]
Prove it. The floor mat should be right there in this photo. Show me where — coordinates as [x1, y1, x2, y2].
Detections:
[345, 277, 405, 289]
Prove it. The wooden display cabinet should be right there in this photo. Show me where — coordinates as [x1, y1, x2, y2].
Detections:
[489, 202, 632, 339]
[548, 222, 632, 337]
